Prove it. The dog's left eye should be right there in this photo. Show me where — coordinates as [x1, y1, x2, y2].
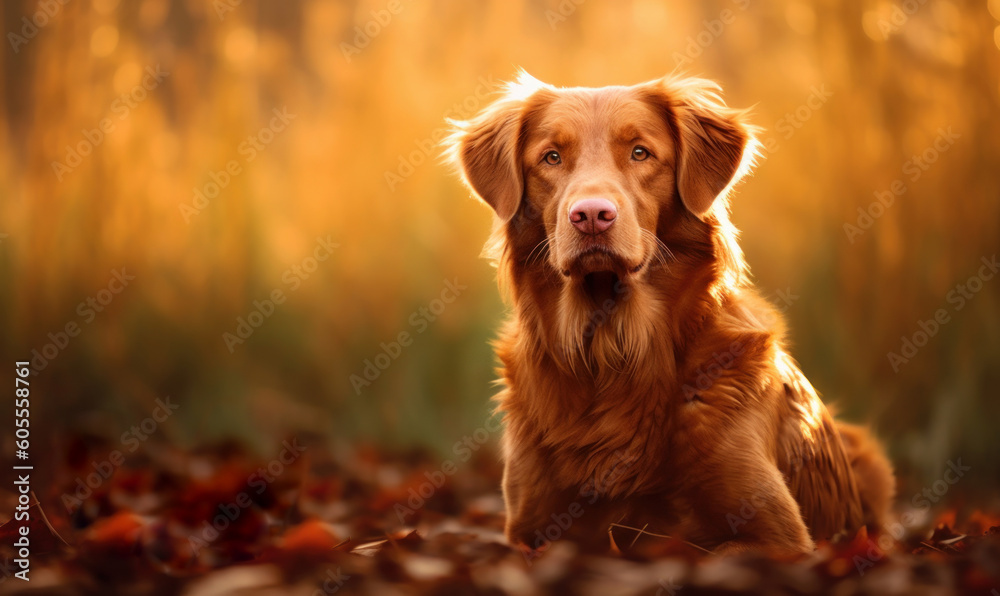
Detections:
[631, 146, 651, 161]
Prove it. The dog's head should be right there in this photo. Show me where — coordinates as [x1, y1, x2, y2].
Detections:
[448, 73, 759, 369]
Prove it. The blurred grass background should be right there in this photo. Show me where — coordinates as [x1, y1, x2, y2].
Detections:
[0, 0, 998, 497]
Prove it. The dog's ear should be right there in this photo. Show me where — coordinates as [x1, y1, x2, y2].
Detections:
[647, 78, 759, 218]
[446, 73, 549, 222]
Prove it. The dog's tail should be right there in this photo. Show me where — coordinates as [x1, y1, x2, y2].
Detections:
[837, 422, 896, 529]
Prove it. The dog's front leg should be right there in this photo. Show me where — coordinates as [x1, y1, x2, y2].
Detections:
[501, 439, 618, 553]
[501, 442, 571, 545]
[683, 453, 816, 556]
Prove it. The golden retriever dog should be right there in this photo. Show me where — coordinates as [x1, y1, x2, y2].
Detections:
[447, 72, 895, 556]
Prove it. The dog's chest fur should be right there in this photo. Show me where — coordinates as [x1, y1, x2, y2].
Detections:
[500, 348, 684, 499]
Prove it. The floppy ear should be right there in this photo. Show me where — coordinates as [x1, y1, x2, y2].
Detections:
[447, 99, 524, 221]
[652, 78, 759, 218]
[446, 73, 551, 222]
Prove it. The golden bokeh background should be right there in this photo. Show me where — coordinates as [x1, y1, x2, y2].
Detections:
[1, 0, 998, 493]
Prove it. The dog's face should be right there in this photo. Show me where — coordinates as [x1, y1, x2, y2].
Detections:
[523, 88, 688, 306]
[449, 74, 757, 362]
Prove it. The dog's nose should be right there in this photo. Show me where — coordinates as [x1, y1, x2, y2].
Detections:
[569, 198, 617, 235]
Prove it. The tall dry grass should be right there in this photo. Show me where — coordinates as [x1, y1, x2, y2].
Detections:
[0, 0, 998, 491]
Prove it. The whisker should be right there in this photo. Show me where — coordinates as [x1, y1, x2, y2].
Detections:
[640, 229, 674, 269]
[525, 237, 551, 267]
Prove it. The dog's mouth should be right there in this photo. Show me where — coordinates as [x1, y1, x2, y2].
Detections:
[564, 247, 643, 304]
[582, 270, 621, 305]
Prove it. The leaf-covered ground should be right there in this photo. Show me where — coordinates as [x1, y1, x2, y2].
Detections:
[2, 437, 999, 595]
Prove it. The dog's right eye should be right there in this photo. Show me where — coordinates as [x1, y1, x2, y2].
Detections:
[631, 146, 651, 161]
[543, 151, 561, 165]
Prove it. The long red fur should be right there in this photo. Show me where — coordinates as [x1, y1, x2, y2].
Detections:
[447, 73, 895, 555]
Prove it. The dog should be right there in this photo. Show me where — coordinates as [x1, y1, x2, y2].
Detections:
[446, 72, 895, 556]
